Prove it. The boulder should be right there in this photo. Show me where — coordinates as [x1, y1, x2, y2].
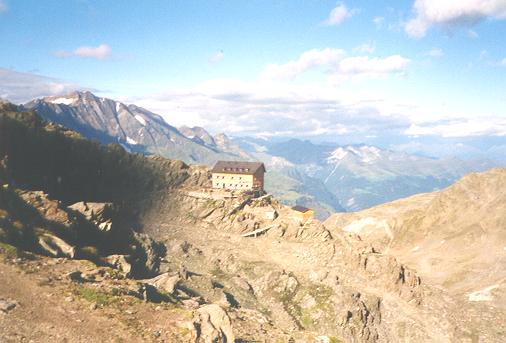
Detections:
[0, 298, 17, 314]
[68, 201, 112, 222]
[144, 272, 180, 294]
[37, 232, 76, 258]
[66, 270, 84, 283]
[192, 304, 235, 343]
[68, 201, 114, 232]
[105, 254, 132, 276]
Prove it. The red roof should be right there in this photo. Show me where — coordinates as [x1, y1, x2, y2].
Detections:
[211, 160, 266, 175]
[292, 205, 312, 213]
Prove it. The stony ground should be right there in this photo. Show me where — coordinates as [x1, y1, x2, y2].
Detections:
[0, 253, 195, 343]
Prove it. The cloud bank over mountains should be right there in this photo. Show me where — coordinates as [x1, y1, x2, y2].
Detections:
[0, 68, 88, 103]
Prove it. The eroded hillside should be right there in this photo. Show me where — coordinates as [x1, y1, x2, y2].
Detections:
[325, 168, 506, 310]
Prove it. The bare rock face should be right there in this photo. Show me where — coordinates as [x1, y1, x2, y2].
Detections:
[68, 201, 114, 232]
[130, 231, 166, 277]
[18, 191, 75, 231]
[356, 251, 423, 304]
[336, 291, 382, 343]
[192, 304, 235, 343]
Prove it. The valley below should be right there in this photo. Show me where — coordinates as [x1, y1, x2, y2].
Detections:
[1, 103, 506, 342]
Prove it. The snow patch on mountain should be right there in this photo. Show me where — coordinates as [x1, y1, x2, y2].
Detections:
[49, 97, 75, 105]
[126, 136, 138, 145]
[268, 156, 295, 168]
[327, 145, 383, 164]
[134, 115, 146, 126]
[327, 148, 348, 162]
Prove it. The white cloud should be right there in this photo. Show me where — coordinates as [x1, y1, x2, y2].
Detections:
[373, 16, 385, 27]
[322, 2, 353, 26]
[261, 48, 410, 82]
[127, 79, 414, 139]
[0, 0, 7, 13]
[337, 55, 410, 76]
[405, 118, 506, 137]
[405, 0, 506, 37]
[261, 48, 345, 80]
[54, 44, 112, 60]
[0, 68, 88, 103]
[426, 48, 444, 57]
[468, 29, 479, 38]
[209, 50, 225, 64]
[353, 42, 375, 54]
[119, 73, 506, 143]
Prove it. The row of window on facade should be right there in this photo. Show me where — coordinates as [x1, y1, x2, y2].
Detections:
[214, 175, 243, 180]
[222, 167, 250, 172]
[214, 183, 248, 187]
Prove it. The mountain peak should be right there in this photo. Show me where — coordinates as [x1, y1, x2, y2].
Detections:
[327, 144, 383, 164]
[40, 90, 102, 106]
[179, 126, 216, 147]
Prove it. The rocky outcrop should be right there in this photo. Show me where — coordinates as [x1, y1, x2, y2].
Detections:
[105, 255, 132, 276]
[192, 304, 235, 343]
[336, 291, 382, 343]
[356, 251, 423, 304]
[68, 202, 114, 232]
[129, 231, 166, 277]
[37, 232, 76, 258]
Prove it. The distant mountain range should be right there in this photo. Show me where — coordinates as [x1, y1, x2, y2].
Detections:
[23, 91, 499, 218]
[24, 91, 247, 165]
[237, 137, 496, 212]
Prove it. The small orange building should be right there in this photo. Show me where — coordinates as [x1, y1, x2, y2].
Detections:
[291, 205, 314, 222]
[211, 161, 266, 191]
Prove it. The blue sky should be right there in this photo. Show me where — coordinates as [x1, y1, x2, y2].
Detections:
[1, 0, 505, 160]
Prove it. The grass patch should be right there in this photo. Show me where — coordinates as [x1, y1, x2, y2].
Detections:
[290, 283, 336, 331]
[210, 267, 231, 282]
[0, 241, 34, 260]
[238, 260, 270, 279]
[73, 286, 119, 306]
[0, 241, 19, 259]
